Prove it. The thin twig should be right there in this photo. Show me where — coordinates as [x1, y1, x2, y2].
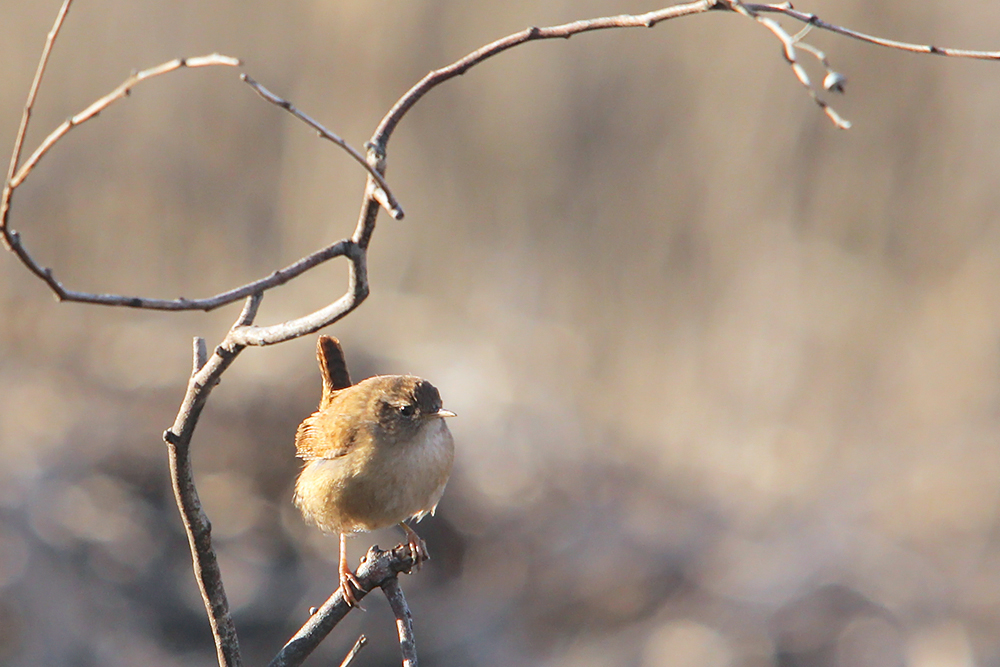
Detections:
[269, 545, 420, 667]
[1, 0, 72, 237]
[0, 237, 352, 311]
[193, 337, 208, 372]
[746, 2, 1000, 59]
[233, 291, 263, 327]
[382, 577, 418, 667]
[339, 635, 369, 667]
[241, 75, 404, 220]
[743, 3, 851, 127]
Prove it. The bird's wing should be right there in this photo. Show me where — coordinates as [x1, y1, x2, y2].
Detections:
[295, 409, 366, 460]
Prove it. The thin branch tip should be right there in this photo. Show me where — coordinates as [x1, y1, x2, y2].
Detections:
[339, 634, 369, 667]
[193, 337, 208, 373]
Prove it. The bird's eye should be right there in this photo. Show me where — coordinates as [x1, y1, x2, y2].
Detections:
[398, 403, 416, 417]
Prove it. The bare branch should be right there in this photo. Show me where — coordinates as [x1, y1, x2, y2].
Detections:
[193, 337, 208, 373]
[381, 577, 418, 667]
[339, 635, 368, 667]
[269, 545, 420, 667]
[164, 434, 242, 667]
[242, 74, 404, 221]
[729, 0, 1000, 127]
[363, 0, 1000, 153]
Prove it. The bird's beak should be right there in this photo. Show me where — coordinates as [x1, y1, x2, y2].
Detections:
[436, 409, 457, 418]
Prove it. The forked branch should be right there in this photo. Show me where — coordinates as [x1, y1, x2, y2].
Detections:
[269, 545, 421, 667]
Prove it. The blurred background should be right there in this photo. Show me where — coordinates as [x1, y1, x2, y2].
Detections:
[3, 1, 1000, 665]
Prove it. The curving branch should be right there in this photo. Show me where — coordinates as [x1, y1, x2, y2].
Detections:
[1, 25, 390, 314]
[230, 235, 369, 347]
[1, 236, 354, 312]
[0, 51, 240, 303]
[370, 0, 714, 149]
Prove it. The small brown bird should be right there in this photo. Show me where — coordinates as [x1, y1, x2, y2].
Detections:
[294, 336, 455, 607]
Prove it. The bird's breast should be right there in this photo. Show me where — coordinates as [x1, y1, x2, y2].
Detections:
[294, 417, 454, 534]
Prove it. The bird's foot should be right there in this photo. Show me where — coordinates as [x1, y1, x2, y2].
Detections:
[338, 560, 365, 609]
[399, 522, 430, 570]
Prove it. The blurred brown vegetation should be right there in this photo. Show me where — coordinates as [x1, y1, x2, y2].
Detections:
[3, 1, 1000, 665]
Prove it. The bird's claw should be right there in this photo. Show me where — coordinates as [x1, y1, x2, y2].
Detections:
[400, 522, 430, 570]
[338, 563, 365, 609]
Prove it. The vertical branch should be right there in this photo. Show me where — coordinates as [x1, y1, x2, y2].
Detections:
[381, 577, 418, 667]
[162, 295, 262, 667]
[163, 331, 243, 667]
[165, 428, 242, 667]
